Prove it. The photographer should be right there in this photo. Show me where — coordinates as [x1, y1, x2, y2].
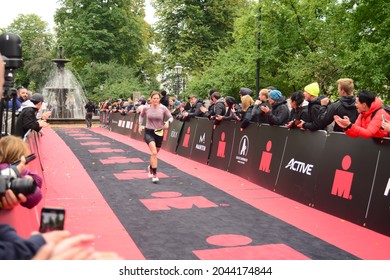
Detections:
[14, 93, 49, 138]
[0, 135, 42, 209]
[8, 85, 28, 111]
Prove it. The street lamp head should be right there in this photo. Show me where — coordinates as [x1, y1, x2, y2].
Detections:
[174, 62, 183, 75]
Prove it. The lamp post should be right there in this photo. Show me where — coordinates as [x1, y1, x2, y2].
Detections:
[174, 62, 183, 99]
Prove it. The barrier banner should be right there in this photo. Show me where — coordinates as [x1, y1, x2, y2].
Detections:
[189, 118, 214, 165]
[126, 112, 136, 135]
[314, 133, 390, 232]
[100, 111, 110, 125]
[276, 129, 327, 205]
[161, 119, 184, 153]
[123, 113, 135, 135]
[176, 118, 197, 158]
[364, 138, 390, 235]
[109, 113, 131, 136]
[249, 125, 289, 191]
[208, 120, 237, 171]
[129, 113, 141, 140]
[227, 122, 260, 180]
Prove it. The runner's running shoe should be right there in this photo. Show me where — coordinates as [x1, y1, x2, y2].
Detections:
[147, 165, 153, 178]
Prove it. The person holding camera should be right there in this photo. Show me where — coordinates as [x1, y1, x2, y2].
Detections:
[0, 135, 42, 209]
[8, 85, 29, 111]
[286, 90, 309, 129]
[14, 93, 49, 138]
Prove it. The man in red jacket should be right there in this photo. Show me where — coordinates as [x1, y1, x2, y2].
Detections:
[334, 89, 389, 138]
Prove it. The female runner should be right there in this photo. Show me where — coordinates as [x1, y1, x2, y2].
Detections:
[138, 91, 173, 183]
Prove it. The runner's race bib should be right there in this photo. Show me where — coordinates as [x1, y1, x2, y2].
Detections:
[154, 129, 163, 136]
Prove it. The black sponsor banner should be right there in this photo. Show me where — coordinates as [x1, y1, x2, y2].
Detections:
[276, 129, 327, 205]
[365, 138, 390, 235]
[109, 113, 132, 136]
[129, 113, 142, 140]
[100, 111, 110, 125]
[190, 118, 214, 165]
[314, 133, 389, 230]
[227, 122, 260, 180]
[109, 113, 119, 132]
[314, 133, 379, 226]
[176, 118, 197, 158]
[208, 121, 237, 171]
[161, 119, 184, 153]
[249, 125, 289, 190]
[99, 111, 105, 123]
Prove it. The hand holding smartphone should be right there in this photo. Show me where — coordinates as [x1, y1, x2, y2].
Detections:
[39, 207, 66, 233]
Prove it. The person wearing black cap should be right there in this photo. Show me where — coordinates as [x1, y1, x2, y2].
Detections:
[14, 93, 49, 138]
[239, 87, 253, 98]
[179, 94, 205, 120]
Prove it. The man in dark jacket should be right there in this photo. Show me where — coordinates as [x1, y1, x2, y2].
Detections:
[317, 78, 358, 132]
[180, 95, 205, 120]
[297, 82, 328, 131]
[14, 93, 48, 138]
[85, 99, 95, 128]
[260, 89, 289, 126]
[202, 92, 226, 125]
[160, 90, 169, 107]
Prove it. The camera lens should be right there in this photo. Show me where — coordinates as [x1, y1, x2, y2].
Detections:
[10, 178, 37, 196]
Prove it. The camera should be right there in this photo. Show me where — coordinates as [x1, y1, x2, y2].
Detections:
[0, 175, 37, 197]
[0, 33, 23, 135]
[0, 33, 23, 90]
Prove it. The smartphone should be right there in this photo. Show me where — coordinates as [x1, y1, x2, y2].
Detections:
[39, 207, 66, 233]
[11, 153, 36, 166]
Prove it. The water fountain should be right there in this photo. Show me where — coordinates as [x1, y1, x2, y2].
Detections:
[42, 47, 87, 120]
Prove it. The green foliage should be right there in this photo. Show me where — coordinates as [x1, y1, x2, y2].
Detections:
[153, 0, 251, 74]
[80, 61, 154, 102]
[187, 0, 390, 104]
[55, 0, 146, 70]
[3, 14, 54, 91]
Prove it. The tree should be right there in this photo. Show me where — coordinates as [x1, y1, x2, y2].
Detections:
[3, 14, 54, 91]
[341, 0, 390, 101]
[153, 0, 251, 74]
[55, 0, 147, 70]
[80, 61, 156, 102]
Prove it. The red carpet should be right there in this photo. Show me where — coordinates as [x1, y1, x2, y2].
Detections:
[40, 128, 145, 259]
[40, 126, 390, 259]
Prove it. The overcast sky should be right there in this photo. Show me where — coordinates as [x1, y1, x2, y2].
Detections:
[0, 0, 156, 31]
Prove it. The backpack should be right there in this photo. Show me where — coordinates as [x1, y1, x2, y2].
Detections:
[371, 105, 390, 119]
